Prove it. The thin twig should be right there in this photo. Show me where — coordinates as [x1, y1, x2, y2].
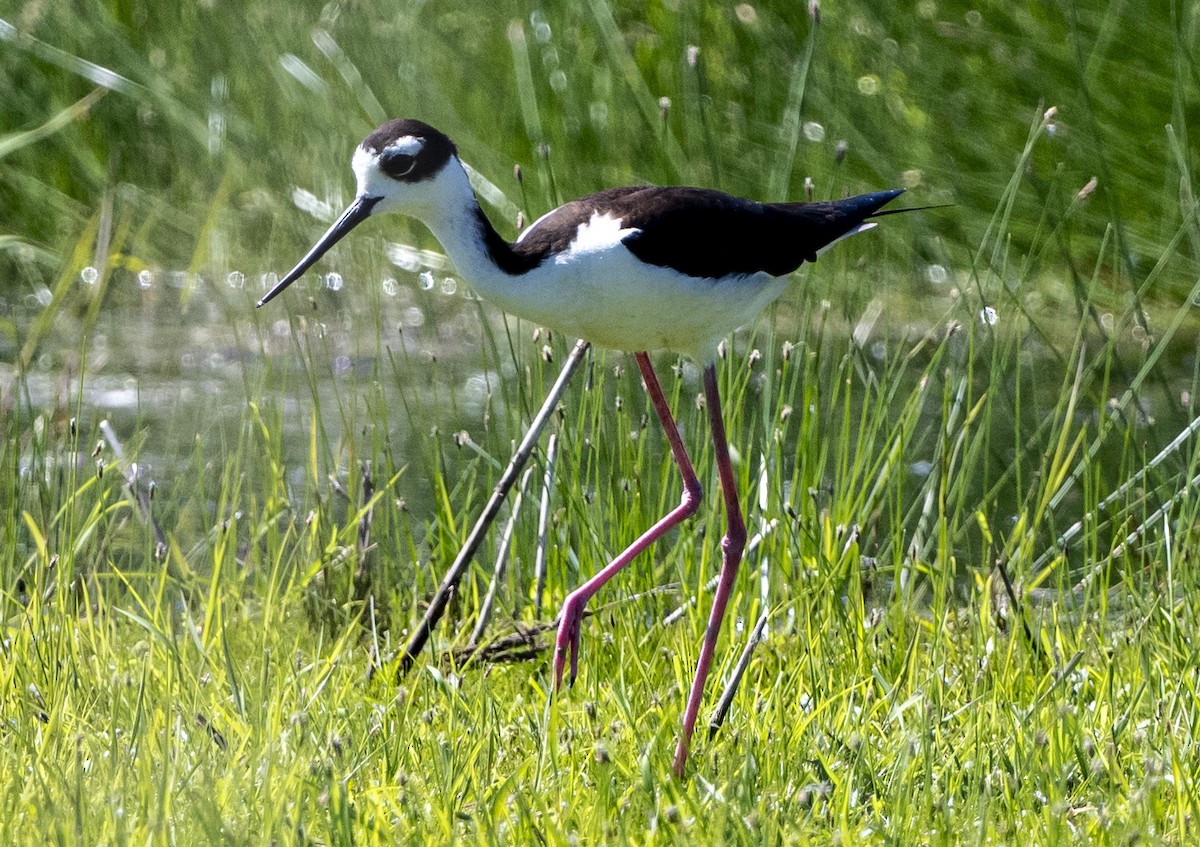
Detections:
[400, 339, 591, 676]
[329, 476, 352, 502]
[454, 582, 679, 666]
[707, 610, 769, 738]
[532, 432, 560, 618]
[1109, 467, 1200, 560]
[1031, 411, 1200, 572]
[457, 622, 551, 665]
[468, 466, 535, 648]
[993, 558, 1050, 669]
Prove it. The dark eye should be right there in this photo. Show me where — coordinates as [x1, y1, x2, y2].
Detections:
[380, 151, 417, 179]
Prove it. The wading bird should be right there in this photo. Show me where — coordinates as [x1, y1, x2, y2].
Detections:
[260, 118, 907, 776]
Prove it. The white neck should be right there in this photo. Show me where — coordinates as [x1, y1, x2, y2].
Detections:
[412, 160, 527, 301]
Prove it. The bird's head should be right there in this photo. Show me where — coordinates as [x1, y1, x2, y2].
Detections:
[258, 118, 459, 307]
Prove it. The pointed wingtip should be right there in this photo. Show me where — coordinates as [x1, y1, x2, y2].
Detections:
[820, 188, 907, 222]
[860, 187, 906, 213]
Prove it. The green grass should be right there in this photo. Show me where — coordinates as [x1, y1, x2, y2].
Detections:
[4, 0, 1200, 843]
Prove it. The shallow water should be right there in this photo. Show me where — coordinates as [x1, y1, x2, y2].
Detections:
[8, 246, 1200, 587]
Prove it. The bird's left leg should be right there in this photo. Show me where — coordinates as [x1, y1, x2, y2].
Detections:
[672, 362, 746, 777]
[553, 352, 703, 688]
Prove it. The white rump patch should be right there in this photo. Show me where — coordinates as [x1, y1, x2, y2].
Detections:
[560, 212, 638, 261]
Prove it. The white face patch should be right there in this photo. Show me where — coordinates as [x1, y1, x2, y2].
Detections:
[560, 212, 638, 261]
[352, 146, 381, 195]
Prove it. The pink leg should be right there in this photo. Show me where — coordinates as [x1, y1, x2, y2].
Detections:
[554, 353, 703, 688]
[672, 363, 746, 777]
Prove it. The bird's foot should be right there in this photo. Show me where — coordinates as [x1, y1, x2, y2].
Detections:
[552, 592, 587, 689]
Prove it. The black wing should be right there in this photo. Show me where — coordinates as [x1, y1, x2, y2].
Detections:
[512, 186, 905, 279]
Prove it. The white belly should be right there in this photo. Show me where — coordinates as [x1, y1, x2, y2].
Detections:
[482, 241, 790, 362]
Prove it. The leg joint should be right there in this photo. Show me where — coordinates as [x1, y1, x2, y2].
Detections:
[722, 512, 747, 559]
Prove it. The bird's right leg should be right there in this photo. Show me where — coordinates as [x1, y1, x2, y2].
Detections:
[553, 352, 703, 688]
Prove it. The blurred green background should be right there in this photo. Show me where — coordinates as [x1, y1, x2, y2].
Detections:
[3, 1, 1195, 286]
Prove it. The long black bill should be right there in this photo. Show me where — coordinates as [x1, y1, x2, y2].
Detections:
[257, 195, 381, 307]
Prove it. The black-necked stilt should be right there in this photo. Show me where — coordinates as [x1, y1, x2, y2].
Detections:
[260, 118, 908, 776]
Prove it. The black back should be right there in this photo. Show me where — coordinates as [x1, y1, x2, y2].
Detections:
[498, 186, 904, 279]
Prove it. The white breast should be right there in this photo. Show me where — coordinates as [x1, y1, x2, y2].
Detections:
[487, 236, 789, 362]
